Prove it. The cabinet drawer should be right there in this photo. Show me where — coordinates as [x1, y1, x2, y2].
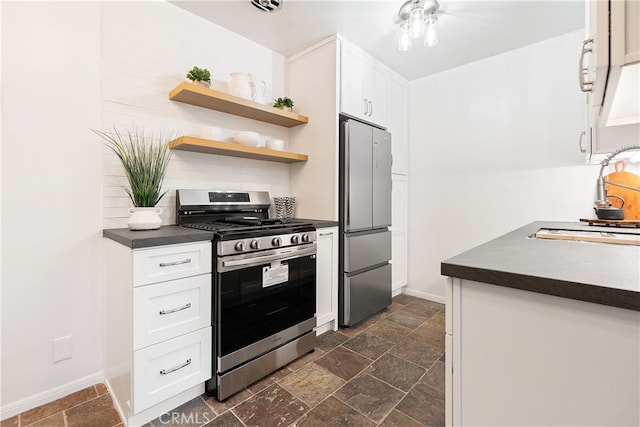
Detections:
[133, 242, 211, 286]
[133, 327, 212, 414]
[133, 275, 211, 350]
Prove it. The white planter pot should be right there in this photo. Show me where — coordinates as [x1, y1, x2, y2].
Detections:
[127, 207, 162, 230]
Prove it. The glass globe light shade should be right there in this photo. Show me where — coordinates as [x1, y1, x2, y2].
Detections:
[424, 14, 439, 47]
[409, 6, 425, 38]
[398, 21, 412, 51]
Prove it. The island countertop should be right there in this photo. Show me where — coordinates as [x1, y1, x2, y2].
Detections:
[441, 221, 640, 311]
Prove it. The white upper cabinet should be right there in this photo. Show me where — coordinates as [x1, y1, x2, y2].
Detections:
[340, 41, 388, 127]
[580, 0, 640, 162]
[387, 72, 409, 175]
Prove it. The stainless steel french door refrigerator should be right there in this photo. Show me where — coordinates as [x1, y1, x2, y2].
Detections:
[339, 116, 392, 327]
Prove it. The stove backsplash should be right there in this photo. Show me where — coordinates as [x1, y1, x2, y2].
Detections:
[104, 152, 290, 229]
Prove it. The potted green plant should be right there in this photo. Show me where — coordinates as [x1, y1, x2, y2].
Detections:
[186, 66, 211, 88]
[273, 96, 294, 112]
[93, 127, 177, 230]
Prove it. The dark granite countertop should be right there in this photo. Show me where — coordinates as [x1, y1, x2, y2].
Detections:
[103, 226, 214, 249]
[441, 221, 640, 311]
[103, 219, 337, 249]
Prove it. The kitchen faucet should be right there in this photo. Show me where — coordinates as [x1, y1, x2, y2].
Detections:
[594, 145, 640, 220]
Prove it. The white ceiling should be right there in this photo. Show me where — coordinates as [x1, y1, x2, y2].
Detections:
[171, 0, 585, 81]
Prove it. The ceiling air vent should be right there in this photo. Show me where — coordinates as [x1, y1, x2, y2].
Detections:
[250, 0, 281, 12]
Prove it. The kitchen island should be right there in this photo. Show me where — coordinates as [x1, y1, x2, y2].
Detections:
[441, 221, 640, 426]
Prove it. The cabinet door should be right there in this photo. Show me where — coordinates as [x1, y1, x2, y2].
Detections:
[372, 128, 392, 228]
[585, 0, 609, 108]
[340, 41, 388, 127]
[367, 60, 388, 127]
[387, 74, 409, 174]
[316, 227, 338, 333]
[391, 174, 407, 291]
[340, 42, 367, 120]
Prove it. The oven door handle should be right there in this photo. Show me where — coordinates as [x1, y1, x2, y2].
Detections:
[219, 244, 317, 271]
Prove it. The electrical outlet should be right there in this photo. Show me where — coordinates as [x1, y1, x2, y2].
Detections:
[53, 335, 73, 362]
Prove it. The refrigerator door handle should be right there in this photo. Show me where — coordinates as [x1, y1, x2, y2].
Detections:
[374, 141, 378, 169]
[342, 120, 350, 229]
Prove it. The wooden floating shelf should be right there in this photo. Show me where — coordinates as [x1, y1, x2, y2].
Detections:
[169, 82, 309, 128]
[169, 136, 308, 163]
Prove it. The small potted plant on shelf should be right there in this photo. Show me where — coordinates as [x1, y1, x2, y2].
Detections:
[93, 127, 178, 230]
[273, 96, 294, 112]
[186, 66, 212, 88]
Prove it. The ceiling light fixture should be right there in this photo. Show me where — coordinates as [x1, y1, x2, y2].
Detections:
[397, 0, 440, 51]
[250, 0, 282, 12]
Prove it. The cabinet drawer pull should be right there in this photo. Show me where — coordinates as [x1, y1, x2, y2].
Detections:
[363, 98, 369, 115]
[159, 258, 192, 267]
[160, 358, 192, 375]
[319, 232, 334, 236]
[159, 303, 192, 315]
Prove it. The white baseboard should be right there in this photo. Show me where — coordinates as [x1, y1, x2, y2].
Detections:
[1, 371, 104, 420]
[315, 319, 338, 336]
[402, 287, 446, 304]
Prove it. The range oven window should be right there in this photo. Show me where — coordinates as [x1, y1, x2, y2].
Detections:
[216, 254, 316, 357]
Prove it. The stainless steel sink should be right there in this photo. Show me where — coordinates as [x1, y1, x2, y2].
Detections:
[534, 228, 640, 246]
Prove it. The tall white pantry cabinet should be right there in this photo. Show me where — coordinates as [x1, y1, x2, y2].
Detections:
[288, 35, 409, 294]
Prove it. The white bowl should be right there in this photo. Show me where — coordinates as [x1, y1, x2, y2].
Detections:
[266, 139, 284, 151]
[233, 131, 260, 146]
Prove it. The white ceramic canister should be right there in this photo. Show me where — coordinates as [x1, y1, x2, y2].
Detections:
[127, 207, 162, 230]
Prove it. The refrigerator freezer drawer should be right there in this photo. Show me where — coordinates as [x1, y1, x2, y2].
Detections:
[344, 230, 391, 272]
[342, 263, 392, 327]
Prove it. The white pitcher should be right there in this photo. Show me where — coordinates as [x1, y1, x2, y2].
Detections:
[249, 73, 267, 104]
[229, 72, 256, 101]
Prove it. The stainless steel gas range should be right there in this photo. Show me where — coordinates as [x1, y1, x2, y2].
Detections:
[176, 189, 317, 401]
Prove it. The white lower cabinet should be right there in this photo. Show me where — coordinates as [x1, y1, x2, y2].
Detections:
[446, 277, 640, 426]
[315, 226, 338, 335]
[105, 239, 213, 427]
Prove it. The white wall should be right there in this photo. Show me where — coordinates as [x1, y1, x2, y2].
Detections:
[1, 1, 292, 418]
[101, 2, 291, 228]
[407, 30, 600, 301]
[1, 1, 103, 416]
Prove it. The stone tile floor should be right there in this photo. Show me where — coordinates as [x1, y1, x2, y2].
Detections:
[1, 294, 445, 427]
[0, 383, 122, 427]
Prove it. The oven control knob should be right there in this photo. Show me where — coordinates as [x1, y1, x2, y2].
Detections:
[272, 237, 282, 247]
[250, 240, 260, 250]
[301, 234, 310, 243]
[234, 241, 246, 252]
[290, 235, 300, 244]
